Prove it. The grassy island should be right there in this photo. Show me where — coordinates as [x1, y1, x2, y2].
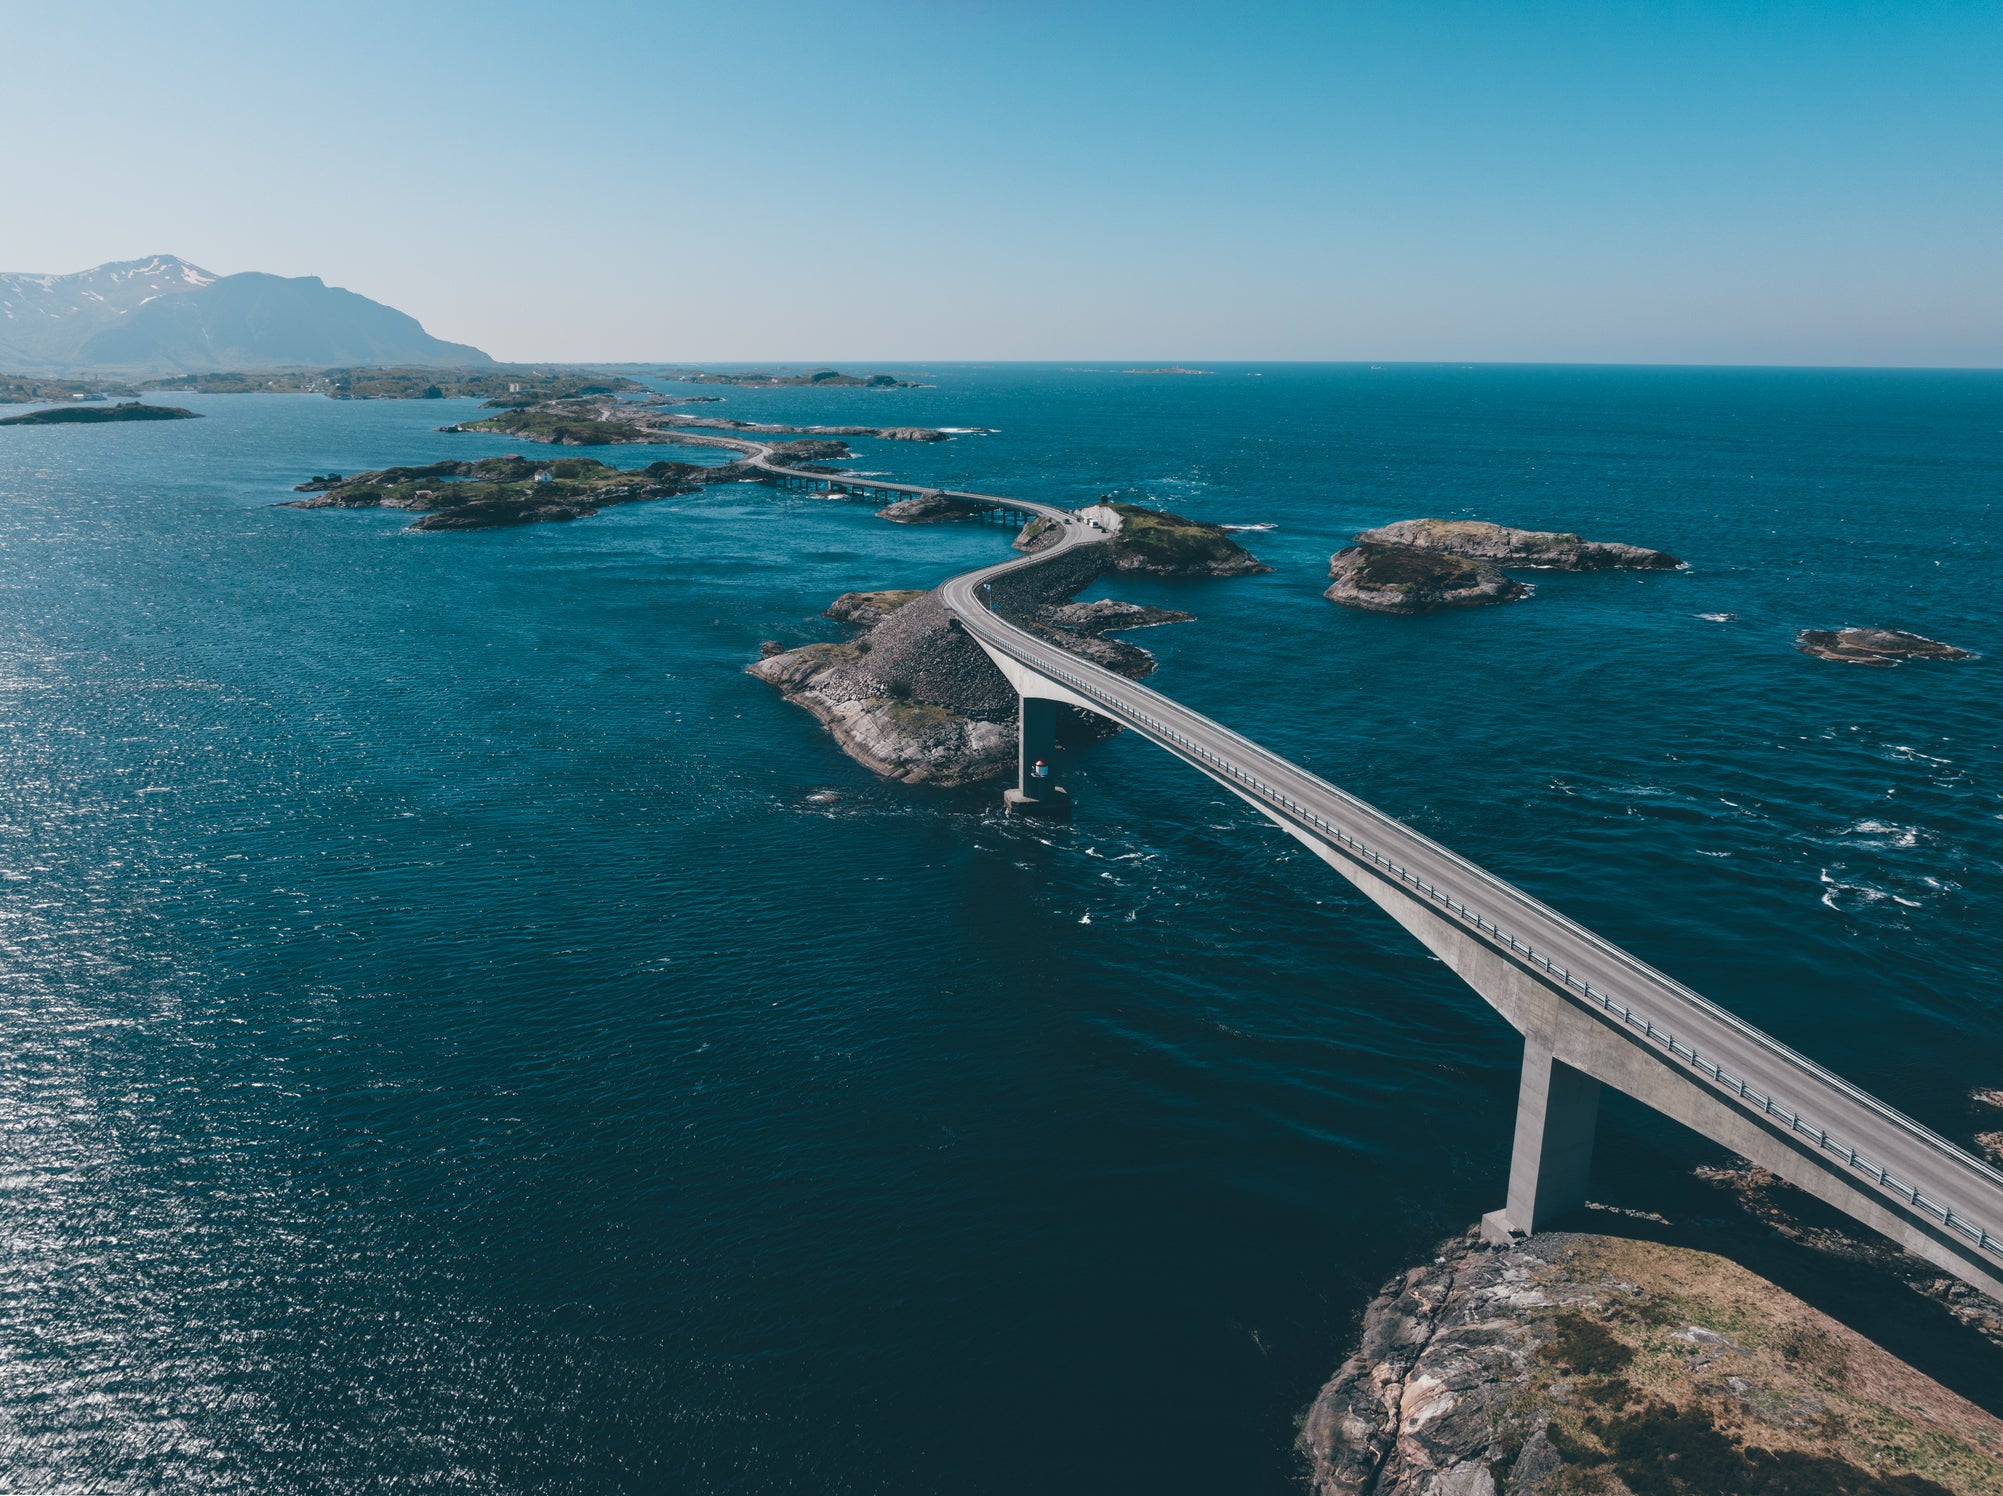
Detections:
[447, 406, 657, 444]
[288, 454, 751, 531]
[0, 401, 198, 425]
[1108, 503, 1269, 576]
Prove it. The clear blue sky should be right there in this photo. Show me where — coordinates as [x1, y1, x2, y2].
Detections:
[3, 0, 1998, 365]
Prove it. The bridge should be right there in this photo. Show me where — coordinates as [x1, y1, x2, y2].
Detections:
[738, 439, 2003, 1301]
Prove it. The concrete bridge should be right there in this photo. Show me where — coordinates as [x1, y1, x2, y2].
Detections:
[740, 441, 2003, 1301]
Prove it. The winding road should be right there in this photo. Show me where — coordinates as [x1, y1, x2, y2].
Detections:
[730, 433, 2003, 1299]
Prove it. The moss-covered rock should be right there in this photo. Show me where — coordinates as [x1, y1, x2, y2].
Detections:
[1299, 1230, 2002, 1496]
[1108, 503, 1269, 576]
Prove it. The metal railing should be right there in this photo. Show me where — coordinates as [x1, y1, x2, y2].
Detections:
[948, 574, 2003, 1265]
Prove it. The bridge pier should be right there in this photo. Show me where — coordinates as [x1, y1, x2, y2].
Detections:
[1003, 695, 1070, 820]
[1482, 1037, 1601, 1245]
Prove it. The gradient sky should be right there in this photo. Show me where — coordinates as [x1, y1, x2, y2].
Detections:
[3, 0, 1998, 365]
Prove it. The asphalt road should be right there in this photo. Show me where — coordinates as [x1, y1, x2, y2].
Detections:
[751, 448, 2003, 1288]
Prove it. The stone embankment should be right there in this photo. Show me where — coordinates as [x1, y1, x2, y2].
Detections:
[749, 506, 1259, 786]
[1326, 518, 1682, 615]
[1300, 1225, 2003, 1496]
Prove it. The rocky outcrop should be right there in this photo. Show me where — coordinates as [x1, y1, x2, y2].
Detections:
[1300, 1228, 2003, 1496]
[1357, 519, 1684, 572]
[1035, 600, 1195, 633]
[1796, 628, 1976, 666]
[877, 427, 950, 442]
[752, 502, 1262, 785]
[1325, 545, 1530, 614]
[823, 590, 926, 625]
[1108, 503, 1270, 576]
[876, 492, 983, 523]
[750, 546, 1160, 787]
[0, 401, 198, 424]
[288, 454, 750, 530]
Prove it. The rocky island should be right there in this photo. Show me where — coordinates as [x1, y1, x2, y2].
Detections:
[1300, 1223, 2001, 1495]
[445, 396, 953, 447]
[1796, 628, 1976, 667]
[1325, 544, 1531, 614]
[1356, 519, 1684, 572]
[749, 506, 1261, 786]
[0, 400, 198, 425]
[661, 367, 925, 388]
[283, 450, 827, 530]
[1326, 518, 1682, 614]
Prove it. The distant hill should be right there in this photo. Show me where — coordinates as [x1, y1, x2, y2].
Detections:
[0, 256, 491, 372]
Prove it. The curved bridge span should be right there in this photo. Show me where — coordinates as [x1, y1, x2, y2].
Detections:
[738, 441, 2003, 1300]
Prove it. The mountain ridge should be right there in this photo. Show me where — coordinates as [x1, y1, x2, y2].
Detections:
[0, 256, 490, 372]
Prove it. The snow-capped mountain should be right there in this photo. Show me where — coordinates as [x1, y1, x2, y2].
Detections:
[0, 255, 218, 365]
[0, 256, 491, 371]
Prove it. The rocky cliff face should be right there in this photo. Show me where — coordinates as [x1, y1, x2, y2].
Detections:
[1300, 1227, 2003, 1496]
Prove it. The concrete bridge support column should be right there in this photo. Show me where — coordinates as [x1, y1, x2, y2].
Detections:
[1003, 695, 1070, 820]
[1481, 1038, 1601, 1245]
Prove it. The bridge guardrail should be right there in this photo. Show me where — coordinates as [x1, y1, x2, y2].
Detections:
[951, 590, 2003, 1264]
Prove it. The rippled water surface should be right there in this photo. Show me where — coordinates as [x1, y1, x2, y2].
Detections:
[0, 367, 1997, 1491]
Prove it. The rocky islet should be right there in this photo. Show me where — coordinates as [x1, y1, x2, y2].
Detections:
[1325, 517, 1681, 615]
[1796, 628, 1976, 667]
[748, 508, 1260, 787]
[1299, 1225, 2001, 1496]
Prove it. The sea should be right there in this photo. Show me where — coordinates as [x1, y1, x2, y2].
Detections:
[0, 364, 1997, 1492]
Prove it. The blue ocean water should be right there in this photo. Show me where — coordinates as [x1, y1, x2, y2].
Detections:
[0, 366, 1996, 1491]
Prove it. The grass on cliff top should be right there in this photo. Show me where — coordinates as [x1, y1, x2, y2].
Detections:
[455, 408, 654, 444]
[1527, 1237, 2001, 1496]
[1109, 502, 1251, 569]
[1346, 543, 1483, 590]
[316, 456, 703, 510]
